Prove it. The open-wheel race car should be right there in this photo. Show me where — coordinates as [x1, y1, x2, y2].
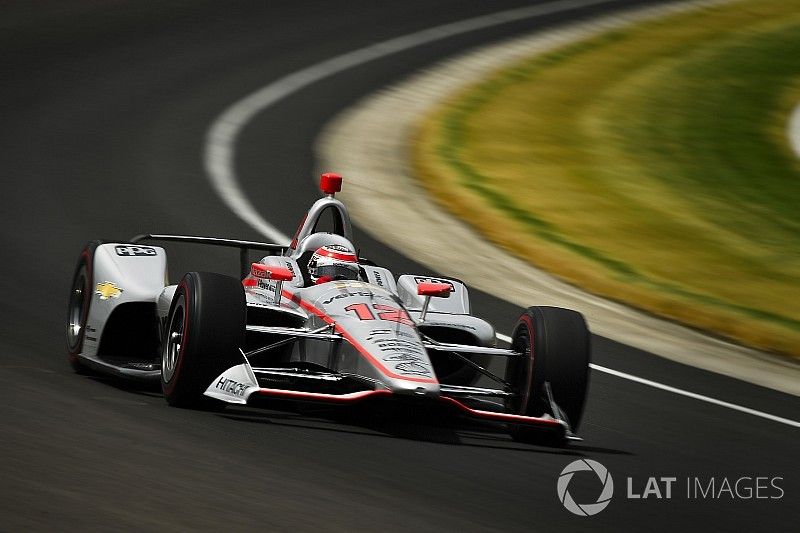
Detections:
[66, 173, 591, 445]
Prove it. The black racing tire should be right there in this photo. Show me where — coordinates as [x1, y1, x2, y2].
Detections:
[161, 272, 246, 408]
[66, 241, 104, 373]
[506, 306, 590, 444]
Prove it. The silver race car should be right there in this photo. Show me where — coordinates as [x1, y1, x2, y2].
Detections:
[66, 173, 590, 445]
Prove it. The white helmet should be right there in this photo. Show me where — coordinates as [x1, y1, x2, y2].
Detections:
[308, 245, 360, 284]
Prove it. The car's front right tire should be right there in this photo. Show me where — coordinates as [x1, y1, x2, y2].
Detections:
[161, 271, 246, 408]
[66, 241, 104, 374]
[505, 306, 591, 445]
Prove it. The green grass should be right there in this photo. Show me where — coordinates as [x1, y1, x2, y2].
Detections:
[414, 0, 800, 356]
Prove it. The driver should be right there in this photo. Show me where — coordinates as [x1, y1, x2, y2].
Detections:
[307, 245, 360, 284]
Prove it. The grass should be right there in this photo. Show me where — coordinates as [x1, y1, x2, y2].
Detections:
[414, 0, 800, 357]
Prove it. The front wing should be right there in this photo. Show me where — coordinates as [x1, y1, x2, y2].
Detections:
[205, 356, 574, 441]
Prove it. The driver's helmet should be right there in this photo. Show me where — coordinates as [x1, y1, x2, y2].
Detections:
[308, 245, 360, 284]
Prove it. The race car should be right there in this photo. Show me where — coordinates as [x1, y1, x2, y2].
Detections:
[66, 173, 590, 445]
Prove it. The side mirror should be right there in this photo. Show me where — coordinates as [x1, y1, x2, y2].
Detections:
[417, 282, 452, 321]
[251, 263, 294, 281]
[250, 263, 294, 304]
[417, 282, 452, 298]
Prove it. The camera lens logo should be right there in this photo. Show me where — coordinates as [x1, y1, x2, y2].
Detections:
[557, 459, 614, 516]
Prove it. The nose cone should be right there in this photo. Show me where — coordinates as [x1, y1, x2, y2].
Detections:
[385, 377, 440, 397]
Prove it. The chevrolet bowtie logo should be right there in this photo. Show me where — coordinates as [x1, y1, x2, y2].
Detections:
[95, 281, 123, 300]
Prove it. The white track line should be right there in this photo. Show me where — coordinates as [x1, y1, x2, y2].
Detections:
[789, 101, 800, 159]
[204, 0, 614, 244]
[203, 0, 799, 429]
[497, 333, 800, 428]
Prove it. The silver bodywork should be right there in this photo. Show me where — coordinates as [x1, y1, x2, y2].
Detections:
[74, 196, 494, 392]
[77, 244, 166, 378]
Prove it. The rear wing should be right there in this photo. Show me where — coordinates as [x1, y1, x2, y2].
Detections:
[130, 234, 289, 278]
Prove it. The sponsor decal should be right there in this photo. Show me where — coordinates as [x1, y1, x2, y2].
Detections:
[257, 279, 275, 291]
[250, 263, 294, 281]
[316, 245, 357, 262]
[363, 328, 432, 377]
[323, 291, 374, 305]
[322, 291, 394, 306]
[394, 361, 432, 376]
[367, 328, 416, 341]
[373, 339, 423, 350]
[421, 322, 477, 331]
[373, 270, 384, 287]
[331, 280, 364, 290]
[115, 245, 157, 257]
[215, 377, 249, 397]
[204, 364, 258, 403]
[413, 276, 456, 292]
[95, 281, 123, 300]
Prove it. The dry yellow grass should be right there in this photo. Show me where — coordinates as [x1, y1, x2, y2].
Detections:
[414, 0, 800, 357]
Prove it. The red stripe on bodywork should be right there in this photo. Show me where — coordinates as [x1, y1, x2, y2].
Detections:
[282, 289, 438, 384]
[289, 214, 308, 249]
[252, 387, 564, 431]
[438, 396, 564, 428]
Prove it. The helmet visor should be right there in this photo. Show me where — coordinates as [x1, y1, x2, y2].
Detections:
[315, 263, 359, 281]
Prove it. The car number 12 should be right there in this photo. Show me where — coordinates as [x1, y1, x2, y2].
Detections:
[344, 303, 414, 326]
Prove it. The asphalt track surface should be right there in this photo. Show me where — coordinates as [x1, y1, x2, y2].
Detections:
[1, 1, 798, 530]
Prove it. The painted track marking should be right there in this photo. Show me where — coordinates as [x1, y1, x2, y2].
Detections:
[789, 101, 800, 159]
[204, 0, 615, 244]
[497, 332, 800, 428]
[203, 0, 799, 429]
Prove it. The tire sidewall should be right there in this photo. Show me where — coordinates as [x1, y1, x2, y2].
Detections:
[160, 272, 245, 408]
[161, 279, 191, 397]
[67, 241, 102, 371]
[509, 309, 548, 416]
[508, 306, 590, 432]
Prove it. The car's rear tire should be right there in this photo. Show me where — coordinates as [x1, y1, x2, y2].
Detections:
[66, 241, 103, 373]
[505, 306, 590, 444]
[161, 272, 246, 408]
